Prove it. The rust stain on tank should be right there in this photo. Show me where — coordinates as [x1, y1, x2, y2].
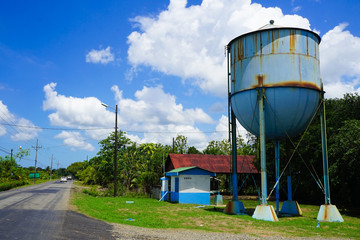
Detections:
[306, 34, 309, 56]
[268, 31, 274, 53]
[274, 30, 279, 52]
[252, 34, 258, 55]
[260, 33, 263, 55]
[314, 40, 318, 59]
[239, 40, 244, 60]
[251, 80, 321, 90]
[289, 29, 297, 53]
[254, 74, 265, 87]
[244, 39, 247, 58]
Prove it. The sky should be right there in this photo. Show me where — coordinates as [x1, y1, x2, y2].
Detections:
[0, 0, 359, 169]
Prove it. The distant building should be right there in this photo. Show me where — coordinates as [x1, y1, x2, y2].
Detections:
[166, 154, 259, 174]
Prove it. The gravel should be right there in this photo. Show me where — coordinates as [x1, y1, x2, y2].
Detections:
[110, 223, 331, 240]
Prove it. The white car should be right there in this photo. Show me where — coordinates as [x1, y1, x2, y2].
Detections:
[60, 176, 67, 182]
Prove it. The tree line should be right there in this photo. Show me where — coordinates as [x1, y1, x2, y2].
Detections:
[67, 93, 359, 207]
[1, 93, 357, 207]
[0, 149, 68, 191]
[66, 133, 256, 196]
[264, 93, 360, 208]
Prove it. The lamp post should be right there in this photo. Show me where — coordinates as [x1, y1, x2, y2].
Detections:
[102, 103, 118, 197]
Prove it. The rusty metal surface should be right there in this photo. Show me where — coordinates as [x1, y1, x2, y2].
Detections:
[230, 28, 321, 93]
[228, 27, 322, 139]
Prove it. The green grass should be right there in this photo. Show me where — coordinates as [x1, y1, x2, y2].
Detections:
[71, 190, 360, 239]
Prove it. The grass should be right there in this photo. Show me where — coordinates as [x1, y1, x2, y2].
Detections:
[71, 188, 360, 239]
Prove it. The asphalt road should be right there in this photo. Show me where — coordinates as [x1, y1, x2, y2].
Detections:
[0, 181, 114, 240]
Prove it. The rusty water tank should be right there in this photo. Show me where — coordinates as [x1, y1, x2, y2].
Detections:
[228, 21, 322, 139]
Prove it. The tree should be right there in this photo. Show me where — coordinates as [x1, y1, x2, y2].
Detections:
[173, 135, 188, 154]
[187, 146, 201, 154]
[264, 93, 360, 207]
[329, 119, 360, 207]
[66, 161, 88, 179]
[203, 140, 229, 155]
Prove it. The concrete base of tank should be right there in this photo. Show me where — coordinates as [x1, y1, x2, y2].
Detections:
[252, 205, 279, 222]
[224, 200, 246, 215]
[280, 200, 302, 216]
[317, 204, 344, 222]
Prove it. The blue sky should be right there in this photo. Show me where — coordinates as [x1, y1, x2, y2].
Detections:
[1, 0, 359, 169]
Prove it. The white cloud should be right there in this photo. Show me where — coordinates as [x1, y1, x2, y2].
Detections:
[127, 0, 360, 99]
[43, 82, 114, 150]
[43, 83, 113, 129]
[11, 118, 40, 141]
[320, 23, 360, 98]
[111, 84, 214, 148]
[0, 101, 41, 141]
[127, 0, 311, 96]
[209, 102, 226, 113]
[43, 82, 215, 151]
[292, 6, 302, 13]
[209, 115, 250, 144]
[86, 46, 114, 64]
[55, 131, 95, 151]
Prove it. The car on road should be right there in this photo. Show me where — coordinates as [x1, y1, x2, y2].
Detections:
[60, 176, 67, 182]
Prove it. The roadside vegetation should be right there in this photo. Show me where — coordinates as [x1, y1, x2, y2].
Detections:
[71, 187, 360, 239]
[66, 93, 360, 238]
[67, 93, 360, 210]
[0, 148, 69, 191]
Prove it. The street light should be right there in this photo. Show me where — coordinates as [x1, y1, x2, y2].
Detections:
[102, 103, 118, 197]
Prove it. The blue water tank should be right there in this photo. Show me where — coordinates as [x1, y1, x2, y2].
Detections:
[229, 22, 322, 139]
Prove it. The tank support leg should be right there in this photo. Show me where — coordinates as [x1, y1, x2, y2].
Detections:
[252, 88, 278, 222]
[280, 159, 302, 216]
[275, 140, 280, 215]
[224, 110, 245, 215]
[317, 94, 343, 222]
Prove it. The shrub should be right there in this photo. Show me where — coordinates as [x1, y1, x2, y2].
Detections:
[0, 180, 28, 191]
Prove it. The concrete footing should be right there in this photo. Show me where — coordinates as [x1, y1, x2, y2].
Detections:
[224, 200, 246, 215]
[280, 200, 302, 216]
[252, 205, 279, 222]
[317, 204, 344, 222]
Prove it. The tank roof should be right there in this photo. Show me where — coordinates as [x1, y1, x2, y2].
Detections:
[228, 20, 321, 46]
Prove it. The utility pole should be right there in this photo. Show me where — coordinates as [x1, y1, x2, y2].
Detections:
[50, 155, 54, 181]
[101, 102, 118, 197]
[10, 149, 13, 176]
[57, 160, 59, 177]
[32, 139, 42, 184]
[114, 104, 118, 197]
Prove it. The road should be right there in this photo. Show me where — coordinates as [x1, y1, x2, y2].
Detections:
[0, 181, 114, 240]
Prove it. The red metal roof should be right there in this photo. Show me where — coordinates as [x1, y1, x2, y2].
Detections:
[166, 154, 259, 174]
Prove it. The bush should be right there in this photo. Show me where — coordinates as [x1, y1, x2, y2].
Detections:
[82, 187, 100, 197]
[0, 180, 28, 191]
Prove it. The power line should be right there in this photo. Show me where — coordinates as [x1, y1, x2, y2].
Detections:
[0, 123, 112, 131]
[0, 122, 228, 134]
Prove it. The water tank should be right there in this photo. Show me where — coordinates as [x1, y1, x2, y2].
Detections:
[229, 22, 322, 139]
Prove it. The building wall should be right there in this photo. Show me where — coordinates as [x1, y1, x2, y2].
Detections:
[179, 175, 210, 193]
[168, 174, 211, 205]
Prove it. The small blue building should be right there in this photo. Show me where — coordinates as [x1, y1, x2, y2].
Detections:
[165, 166, 216, 205]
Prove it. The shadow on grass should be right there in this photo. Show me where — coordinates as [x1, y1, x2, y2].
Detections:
[204, 207, 256, 216]
[204, 207, 319, 221]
